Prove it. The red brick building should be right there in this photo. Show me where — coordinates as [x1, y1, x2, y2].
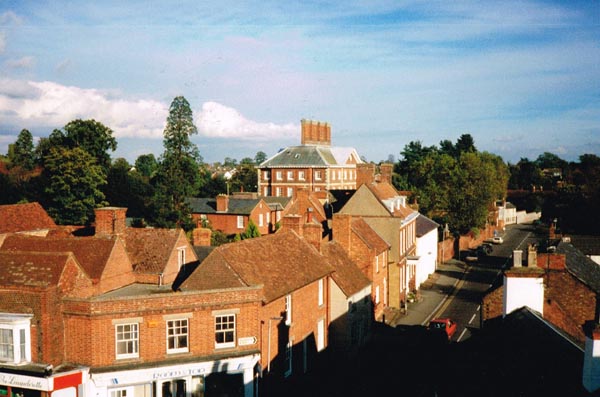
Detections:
[257, 119, 363, 198]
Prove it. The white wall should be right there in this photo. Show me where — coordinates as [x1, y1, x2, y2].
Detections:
[415, 229, 438, 288]
[503, 275, 544, 316]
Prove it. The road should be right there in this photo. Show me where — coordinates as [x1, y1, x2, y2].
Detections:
[433, 223, 543, 342]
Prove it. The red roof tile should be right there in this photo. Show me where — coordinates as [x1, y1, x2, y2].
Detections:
[351, 218, 390, 254]
[321, 241, 370, 297]
[0, 202, 56, 234]
[0, 234, 117, 280]
[183, 230, 333, 302]
[124, 228, 183, 273]
[0, 251, 74, 287]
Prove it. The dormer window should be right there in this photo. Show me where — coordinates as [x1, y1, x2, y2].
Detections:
[0, 314, 32, 364]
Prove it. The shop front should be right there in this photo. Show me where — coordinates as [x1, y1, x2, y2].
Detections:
[87, 354, 260, 397]
[0, 367, 88, 397]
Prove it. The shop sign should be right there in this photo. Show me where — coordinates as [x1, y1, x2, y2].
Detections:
[0, 374, 50, 391]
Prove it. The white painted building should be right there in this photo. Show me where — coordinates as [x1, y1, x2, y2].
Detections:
[415, 214, 439, 289]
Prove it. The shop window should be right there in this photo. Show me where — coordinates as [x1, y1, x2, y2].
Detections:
[215, 314, 235, 349]
[115, 323, 139, 359]
[0, 313, 31, 364]
[167, 319, 189, 354]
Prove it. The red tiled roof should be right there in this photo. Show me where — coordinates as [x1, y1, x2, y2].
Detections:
[369, 182, 399, 202]
[0, 251, 74, 287]
[124, 228, 183, 273]
[0, 234, 117, 280]
[0, 202, 56, 234]
[183, 230, 333, 302]
[351, 218, 390, 254]
[321, 241, 370, 297]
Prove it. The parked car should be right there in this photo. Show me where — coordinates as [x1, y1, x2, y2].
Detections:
[427, 318, 457, 340]
[491, 236, 504, 244]
[477, 243, 493, 256]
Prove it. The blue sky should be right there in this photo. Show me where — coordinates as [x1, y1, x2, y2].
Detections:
[1, 1, 599, 165]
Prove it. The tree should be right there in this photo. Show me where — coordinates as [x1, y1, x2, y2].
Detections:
[134, 153, 158, 178]
[151, 96, 202, 230]
[8, 129, 35, 170]
[104, 158, 154, 219]
[455, 134, 476, 155]
[55, 119, 117, 173]
[254, 151, 267, 164]
[42, 146, 107, 225]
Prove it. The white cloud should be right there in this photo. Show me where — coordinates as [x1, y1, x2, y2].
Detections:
[0, 79, 298, 145]
[195, 101, 297, 140]
[0, 32, 5, 54]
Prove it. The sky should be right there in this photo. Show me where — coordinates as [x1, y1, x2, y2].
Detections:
[0, 1, 599, 165]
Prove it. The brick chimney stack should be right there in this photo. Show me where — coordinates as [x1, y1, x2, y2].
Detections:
[356, 163, 375, 187]
[379, 163, 393, 184]
[95, 207, 127, 237]
[301, 119, 331, 146]
[332, 213, 352, 252]
[193, 228, 212, 247]
[216, 194, 229, 212]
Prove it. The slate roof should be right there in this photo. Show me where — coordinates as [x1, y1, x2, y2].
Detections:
[181, 230, 333, 302]
[569, 235, 600, 257]
[351, 218, 390, 254]
[415, 214, 439, 238]
[260, 145, 360, 167]
[124, 228, 185, 273]
[0, 251, 78, 287]
[0, 234, 118, 281]
[557, 241, 600, 294]
[262, 196, 292, 211]
[453, 307, 587, 396]
[321, 241, 370, 297]
[0, 202, 56, 234]
[186, 197, 262, 215]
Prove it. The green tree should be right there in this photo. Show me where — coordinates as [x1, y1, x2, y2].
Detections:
[8, 129, 35, 170]
[455, 134, 476, 155]
[240, 219, 261, 240]
[42, 146, 107, 225]
[254, 151, 267, 164]
[151, 96, 202, 230]
[134, 153, 158, 178]
[103, 158, 154, 219]
[230, 163, 258, 193]
[51, 119, 117, 173]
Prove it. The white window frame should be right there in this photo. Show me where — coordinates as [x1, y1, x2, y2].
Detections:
[287, 171, 294, 181]
[276, 171, 283, 181]
[110, 387, 133, 397]
[298, 171, 305, 181]
[275, 187, 282, 197]
[177, 247, 186, 270]
[237, 216, 244, 229]
[214, 313, 236, 349]
[115, 322, 139, 359]
[375, 285, 380, 305]
[318, 279, 324, 307]
[263, 171, 270, 181]
[375, 255, 379, 273]
[287, 187, 293, 197]
[315, 171, 322, 181]
[166, 318, 189, 354]
[0, 314, 32, 364]
[285, 294, 292, 325]
[258, 214, 264, 227]
[284, 341, 293, 377]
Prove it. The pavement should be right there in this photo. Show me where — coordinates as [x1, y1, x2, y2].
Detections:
[382, 260, 468, 328]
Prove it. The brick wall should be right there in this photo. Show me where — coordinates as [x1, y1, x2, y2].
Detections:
[482, 285, 504, 321]
[63, 287, 262, 367]
[259, 279, 328, 377]
[95, 207, 127, 236]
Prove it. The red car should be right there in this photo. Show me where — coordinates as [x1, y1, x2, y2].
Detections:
[428, 318, 457, 340]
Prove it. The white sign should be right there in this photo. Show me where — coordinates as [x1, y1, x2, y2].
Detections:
[0, 373, 50, 391]
[238, 336, 257, 346]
